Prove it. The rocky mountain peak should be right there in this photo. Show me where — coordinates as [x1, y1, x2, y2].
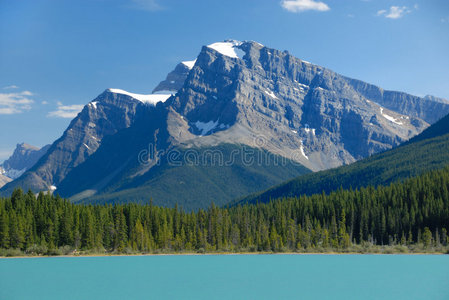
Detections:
[3, 40, 449, 208]
[152, 62, 194, 94]
[163, 40, 446, 170]
[0, 143, 50, 180]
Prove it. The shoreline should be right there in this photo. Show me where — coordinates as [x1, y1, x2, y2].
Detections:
[1, 251, 446, 259]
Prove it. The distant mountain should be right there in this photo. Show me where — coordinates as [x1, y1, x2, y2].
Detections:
[423, 94, 449, 104]
[0, 143, 50, 180]
[235, 112, 449, 205]
[2, 40, 449, 210]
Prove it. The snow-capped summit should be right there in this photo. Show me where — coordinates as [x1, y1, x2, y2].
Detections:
[207, 40, 245, 59]
[181, 60, 196, 69]
[107, 88, 172, 105]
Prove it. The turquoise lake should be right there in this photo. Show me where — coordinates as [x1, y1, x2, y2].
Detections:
[1, 254, 448, 300]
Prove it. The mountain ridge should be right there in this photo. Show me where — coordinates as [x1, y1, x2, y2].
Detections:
[235, 111, 449, 206]
[2, 40, 449, 210]
[0, 143, 50, 181]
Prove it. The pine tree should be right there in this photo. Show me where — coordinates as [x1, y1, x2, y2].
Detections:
[0, 211, 10, 248]
[422, 227, 433, 248]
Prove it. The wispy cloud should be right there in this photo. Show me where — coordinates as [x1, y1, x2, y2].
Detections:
[281, 0, 330, 13]
[0, 90, 34, 114]
[3, 85, 19, 90]
[47, 103, 84, 118]
[128, 0, 162, 11]
[377, 6, 412, 19]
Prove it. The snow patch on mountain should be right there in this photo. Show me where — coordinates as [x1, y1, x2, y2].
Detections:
[4, 168, 26, 179]
[304, 124, 316, 135]
[300, 141, 308, 160]
[264, 89, 278, 99]
[193, 120, 230, 136]
[153, 90, 177, 95]
[108, 89, 172, 105]
[304, 127, 316, 135]
[182, 60, 196, 69]
[297, 82, 309, 89]
[380, 108, 403, 125]
[207, 41, 245, 59]
[90, 101, 98, 109]
[194, 120, 219, 135]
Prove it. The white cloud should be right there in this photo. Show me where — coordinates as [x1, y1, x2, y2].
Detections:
[377, 6, 411, 19]
[0, 91, 34, 114]
[47, 103, 84, 118]
[3, 85, 19, 90]
[42, 101, 49, 105]
[281, 0, 330, 13]
[129, 0, 162, 11]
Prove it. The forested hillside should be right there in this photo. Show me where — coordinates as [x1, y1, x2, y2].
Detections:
[1, 167, 448, 255]
[236, 120, 449, 206]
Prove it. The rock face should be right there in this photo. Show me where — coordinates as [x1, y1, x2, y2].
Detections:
[166, 41, 440, 170]
[0, 143, 50, 179]
[2, 40, 449, 209]
[152, 61, 195, 93]
[236, 110, 449, 206]
[0, 174, 12, 188]
[0, 91, 145, 194]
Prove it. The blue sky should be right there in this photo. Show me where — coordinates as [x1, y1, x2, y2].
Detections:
[1, 0, 448, 161]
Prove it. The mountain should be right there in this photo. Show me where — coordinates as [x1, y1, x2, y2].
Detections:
[63, 143, 310, 210]
[152, 60, 196, 93]
[0, 143, 50, 180]
[0, 174, 11, 188]
[403, 111, 449, 144]
[0, 90, 175, 196]
[2, 40, 449, 210]
[236, 111, 449, 205]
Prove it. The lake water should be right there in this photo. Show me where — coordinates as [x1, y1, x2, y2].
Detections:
[1, 254, 448, 300]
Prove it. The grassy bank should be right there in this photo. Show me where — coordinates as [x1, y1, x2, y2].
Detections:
[1, 243, 448, 257]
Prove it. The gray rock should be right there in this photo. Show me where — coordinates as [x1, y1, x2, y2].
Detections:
[167, 41, 438, 170]
[0, 174, 12, 188]
[0, 90, 145, 195]
[152, 62, 193, 93]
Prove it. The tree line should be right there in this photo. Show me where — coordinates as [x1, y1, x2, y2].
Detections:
[1, 167, 448, 255]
